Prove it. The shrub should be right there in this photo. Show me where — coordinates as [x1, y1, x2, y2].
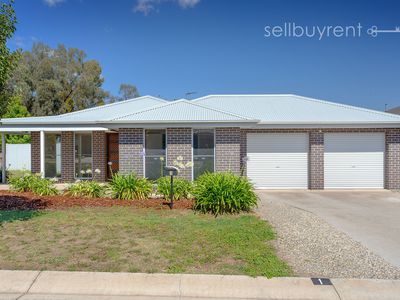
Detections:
[9, 173, 58, 196]
[8, 172, 36, 192]
[156, 176, 193, 200]
[108, 173, 152, 200]
[193, 172, 258, 216]
[30, 177, 59, 196]
[65, 181, 105, 198]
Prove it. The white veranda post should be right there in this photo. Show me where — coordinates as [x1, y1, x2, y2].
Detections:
[40, 130, 45, 178]
[1, 133, 6, 184]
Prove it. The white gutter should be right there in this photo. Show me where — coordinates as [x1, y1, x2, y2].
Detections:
[254, 123, 400, 129]
[0, 127, 109, 132]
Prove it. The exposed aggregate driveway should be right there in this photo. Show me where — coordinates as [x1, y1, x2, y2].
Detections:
[256, 190, 400, 279]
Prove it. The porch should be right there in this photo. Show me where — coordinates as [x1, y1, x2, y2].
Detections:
[0, 130, 117, 184]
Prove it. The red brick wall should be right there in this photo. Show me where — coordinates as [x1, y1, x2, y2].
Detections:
[167, 128, 192, 180]
[61, 132, 74, 182]
[93, 131, 107, 182]
[30, 132, 41, 174]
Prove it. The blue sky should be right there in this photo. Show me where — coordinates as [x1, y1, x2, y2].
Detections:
[8, 0, 400, 110]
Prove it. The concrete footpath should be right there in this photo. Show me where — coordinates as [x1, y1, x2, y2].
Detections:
[1, 271, 400, 300]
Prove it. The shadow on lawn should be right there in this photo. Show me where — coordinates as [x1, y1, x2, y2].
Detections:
[0, 210, 42, 225]
[0, 195, 47, 225]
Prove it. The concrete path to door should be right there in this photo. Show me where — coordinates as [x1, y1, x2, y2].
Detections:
[257, 190, 400, 268]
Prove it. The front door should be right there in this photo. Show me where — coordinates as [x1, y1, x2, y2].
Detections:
[107, 133, 119, 179]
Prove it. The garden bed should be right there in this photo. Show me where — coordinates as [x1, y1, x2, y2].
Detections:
[0, 191, 194, 210]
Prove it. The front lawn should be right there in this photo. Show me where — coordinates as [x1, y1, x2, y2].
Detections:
[0, 208, 291, 277]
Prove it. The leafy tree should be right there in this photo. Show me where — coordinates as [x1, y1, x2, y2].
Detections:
[2, 95, 30, 143]
[6, 43, 109, 116]
[118, 83, 139, 100]
[0, 0, 21, 116]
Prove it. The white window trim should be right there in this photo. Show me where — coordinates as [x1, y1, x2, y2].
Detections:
[74, 132, 94, 180]
[192, 128, 216, 181]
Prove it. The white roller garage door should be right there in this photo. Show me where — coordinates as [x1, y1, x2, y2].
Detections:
[247, 133, 309, 189]
[324, 133, 385, 189]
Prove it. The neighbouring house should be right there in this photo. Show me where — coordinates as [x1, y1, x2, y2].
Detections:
[387, 106, 400, 115]
[1, 94, 400, 190]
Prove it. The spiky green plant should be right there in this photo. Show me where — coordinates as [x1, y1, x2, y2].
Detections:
[156, 176, 193, 200]
[108, 173, 152, 200]
[65, 181, 106, 198]
[9, 173, 58, 196]
[193, 172, 258, 216]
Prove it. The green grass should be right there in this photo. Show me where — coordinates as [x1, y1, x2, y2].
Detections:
[0, 208, 291, 277]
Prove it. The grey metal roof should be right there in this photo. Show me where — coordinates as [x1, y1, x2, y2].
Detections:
[1, 96, 167, 124]
[110, 100, 256, 122]
[1, 94, 400, 129]
[194, 94, 400, 124]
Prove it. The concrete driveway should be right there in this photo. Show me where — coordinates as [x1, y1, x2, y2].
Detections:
[256, 190, 400, 268]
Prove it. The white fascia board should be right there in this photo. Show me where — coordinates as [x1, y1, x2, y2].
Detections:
[0, 127, 109, 133]
[103, 122, 259, 129]
[0, 120, 98, 125]
[254, 122, 400, 129]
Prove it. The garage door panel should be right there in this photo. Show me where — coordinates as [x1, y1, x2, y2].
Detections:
[324, 133, 384, 189]
[247, 133, 308, 189]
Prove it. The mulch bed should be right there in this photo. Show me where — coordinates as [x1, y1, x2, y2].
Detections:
[0, 190, 194, 211]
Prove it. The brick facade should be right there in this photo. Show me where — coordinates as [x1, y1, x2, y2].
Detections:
[119, 128, 144, 176]
[385, 129, 400, 189]
[29, 127, 400, 189]
[30, 132, 41, 174]
[167, 128, 192, 180]
[215, 128, 241, 175]
[93, 131, 107, 182]
[61, 132, 74, 182]
[309, 131, 324, 189]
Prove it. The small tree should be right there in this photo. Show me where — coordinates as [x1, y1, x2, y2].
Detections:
[0, 0, 21, 115]
[3, 95, 31, 143]
[118, 83, 139, 100]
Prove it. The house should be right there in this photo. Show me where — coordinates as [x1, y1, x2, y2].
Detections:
[387, 106, 400, 115]
[1, 94, 400, 190]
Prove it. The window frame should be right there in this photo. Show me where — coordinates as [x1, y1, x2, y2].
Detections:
[143, 129, 167, 180]
[44, 132, 62, 179]
[74, 132, 93, 180]
[192, 128, 215, 180]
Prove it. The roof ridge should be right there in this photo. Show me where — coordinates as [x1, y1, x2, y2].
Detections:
[193, 94, 294, 102]
[57, 96, 167, 118]
[112, 99, 185, 121]
[292, 95, 400, 120]
[111, 99, 255, 121]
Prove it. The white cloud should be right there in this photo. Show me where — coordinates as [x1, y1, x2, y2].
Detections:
[133, 0, 200, 15]
[43, 0, 65, 7]
[14, 36, 25, 48]
[177, 0, 200, 8]
[134, 0, 160, 15]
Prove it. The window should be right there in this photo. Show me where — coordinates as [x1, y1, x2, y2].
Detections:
[145, 129, 166, 180]
[75, 133, 92, 178]
[44, 133, 61, 178]
[193, 129, 214, 179]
